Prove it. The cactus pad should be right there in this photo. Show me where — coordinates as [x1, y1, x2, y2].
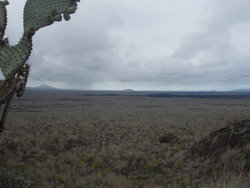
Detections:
[0, 1, 7, 42]
[24, 0, 78, 33]
[0, 35, 32, 79]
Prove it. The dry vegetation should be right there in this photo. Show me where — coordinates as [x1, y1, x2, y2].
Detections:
[0, 90, 249, 187]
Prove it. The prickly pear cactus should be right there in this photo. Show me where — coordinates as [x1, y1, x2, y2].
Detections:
[0, 0, 80, 130]
[24, 0, 78, 33]
[0, 36, 32, 79]
[0, 0, 79, 79]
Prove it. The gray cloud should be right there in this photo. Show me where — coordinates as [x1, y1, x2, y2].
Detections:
[168, 0, 250, 89]
[3, 0, 250, 90]
[27, 1, 123, 89]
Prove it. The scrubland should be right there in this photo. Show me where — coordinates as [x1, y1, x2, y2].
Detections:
[0, 90, 249, 187]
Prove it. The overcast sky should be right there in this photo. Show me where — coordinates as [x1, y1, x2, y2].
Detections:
[3, 0, 250, 91]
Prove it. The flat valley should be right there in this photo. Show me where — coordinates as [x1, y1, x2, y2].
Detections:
[0, 90, 249, 187]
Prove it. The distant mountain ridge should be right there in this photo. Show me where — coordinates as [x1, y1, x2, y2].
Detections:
[123, 89, 135, 92]
[28, 84, 59, 91]
[230, 89, 250, 92]
[26, 86, 250, 93]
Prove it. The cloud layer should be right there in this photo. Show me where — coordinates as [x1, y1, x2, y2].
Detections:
[3, 0, 250, 90]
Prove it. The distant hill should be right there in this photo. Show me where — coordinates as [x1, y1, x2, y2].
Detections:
[28, 84, 59, 91]
[230, 89, 250, 92]
[123, 89, 135, 92]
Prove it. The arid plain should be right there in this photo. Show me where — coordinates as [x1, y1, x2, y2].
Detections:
[0, 90, 249, 187]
